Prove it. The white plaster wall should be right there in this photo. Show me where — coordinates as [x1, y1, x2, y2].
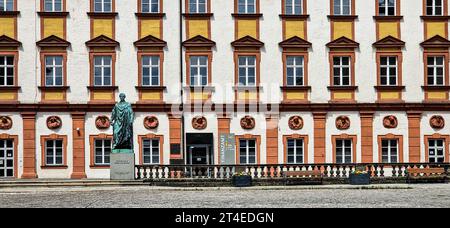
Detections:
[325, 112, 361, 163]
[373, 112, 409, 163]
[278, 113, 314, 164]
[35, 113, 73, 178]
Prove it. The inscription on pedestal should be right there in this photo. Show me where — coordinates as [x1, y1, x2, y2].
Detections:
[110, 153, 135, 180]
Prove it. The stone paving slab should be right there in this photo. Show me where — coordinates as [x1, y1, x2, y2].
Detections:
[0, 184, 449, 208]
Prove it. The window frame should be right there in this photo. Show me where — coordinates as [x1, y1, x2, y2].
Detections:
[285, 55, 305, 86]
[140, 0, 160, 13]
[381, 139, 398, 163]
[89, 134, 112, 168]
[332, 135, 357, 164]
[91, 54, 115, 87]
[188, 0, 208, 14]
[40, 134, 67, 168]
[44, 55, 64, 87]
[283, 135, 309, 164]
[425, 0, 445, 16]
[284, 0, 304, 15]
[0, 55, 15, 87]
[426, 55, 446, 86]
[0, 0, 14, 11]
[332, 56, 352, 86]
[425, 134, 449, 163]
[376, 52, 403, 87]
[138, 134, 164, 165]
[377, 0, 398, 16]
[236, 0, 258, 14]
[141, 55, 161, 87]
[236, 135, 261, 165]
[94, 138, 112, 166]
[189, 55, 209, 87]
[92, 0, 113, 13]
[0, 135, 18, 178]
[378, 134, 404, 163]
[43, 0, 64, 12]
[237, 55, 257, 86]
[332, 0, 353, 16]
[379, 56, 398, 86]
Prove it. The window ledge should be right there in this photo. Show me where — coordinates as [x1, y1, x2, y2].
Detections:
[327, 15, 358, 20]
[421, 15, 450, 21]
[87, 12, 118, 18]
[281, 86, 311, 91]
[87, 86, 119, 90]
[184, 86, 215, 91]
[37, 11, 69, 17]
[0, 86, 21, 91]
[182, 13, 213, 18]
[90, 165, 110, 169]
[135, 13, 166, 18]
[422, 85, 450, 90]
[0, 11, 20, 16]
[279, 14, 310, 19]
[233, 86, 262, 90]
[328, 86, 358, 91]
[38, 86, 70, 91]
[41, 165, 68, 169]
[374, 86, 405, 91]
[231, 13, 263, 18]
[135, 86, 166, 91]
[373, 15, 403, 21]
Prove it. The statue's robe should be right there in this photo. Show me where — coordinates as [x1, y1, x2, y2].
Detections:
[111, 101, 134, 150]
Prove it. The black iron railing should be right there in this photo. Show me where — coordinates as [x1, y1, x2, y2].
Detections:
[135, 163, 450, 180]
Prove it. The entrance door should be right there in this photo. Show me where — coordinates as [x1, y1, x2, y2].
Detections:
[0, 139, 14, 178]
[189, 145, 210, 177]
[191, 146, 209, 165]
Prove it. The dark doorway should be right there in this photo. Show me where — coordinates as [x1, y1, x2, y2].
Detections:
[186, 133, 214, 177]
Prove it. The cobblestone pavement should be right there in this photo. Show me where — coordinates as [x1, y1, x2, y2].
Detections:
[0, 184, 449, 208]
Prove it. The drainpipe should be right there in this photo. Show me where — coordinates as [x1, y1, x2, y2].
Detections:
[179, 0, 186, 165]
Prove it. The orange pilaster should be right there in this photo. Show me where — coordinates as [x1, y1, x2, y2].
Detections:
[71, 112, 87, 179]
[266, 117, 279, 164]
[21, 112, 37, 179]
[408, 111, 422, 163]
[360, 111, 374, 163]
[313, 112, 327, 163]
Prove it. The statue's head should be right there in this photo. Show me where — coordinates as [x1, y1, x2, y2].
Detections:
[119, 93, 126, 102]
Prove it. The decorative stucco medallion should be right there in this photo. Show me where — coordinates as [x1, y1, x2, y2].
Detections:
[192, 116, 207, 130]
[95, 116, 111, 129]
[288, 116, 304, 130]
[143, 116, 159, 130]
[240, 116, 256, 130]
[430, 115, 445, 129]
[0, 116, 13, 130]
[336, 116, 351, 130]
[47, 116, 62, 130]
[383, 115, 398, 129]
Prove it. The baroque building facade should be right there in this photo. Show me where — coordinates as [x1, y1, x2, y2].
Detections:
[0, 0, 449, 179]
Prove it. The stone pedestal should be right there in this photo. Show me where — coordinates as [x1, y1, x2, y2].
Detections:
[110, 152, 135, 180]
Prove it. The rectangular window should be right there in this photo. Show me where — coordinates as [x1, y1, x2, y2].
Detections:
[426, 0, 443, 16]
[45, 139, 63, 166]
[142, 0, 159, 13]
[239, 139, 256, 164]
[286, 56, 304, 86]
[285, 0, 302, 15]
[427, 56, 445, 86]
[428, 139, 445, 163]
[238, 56, 256, 86]
[141, 56, 160, 86]
[380, 56, 398, 86]
[45, 56, 63, 87]
[287, 139, 304, 164]
[94, 139, 111, 166]
[378, 0, 396, 16]
[335, 139, 352, 164]
[238, 0, 256, 14]
[333, 0, 351, 15]
[332, 56, 351, 86]
[94, 0, 112, 12]
[381, 139, 398, 163]
[44, 0, 62, 12]
[142, 139, 160, 164]
[0, 0, 13, 11]
[93, 56, 112, 86]
[189, 56, 208, 86]
[189, 0, 207, 13]
[0, 56, 14, 86]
